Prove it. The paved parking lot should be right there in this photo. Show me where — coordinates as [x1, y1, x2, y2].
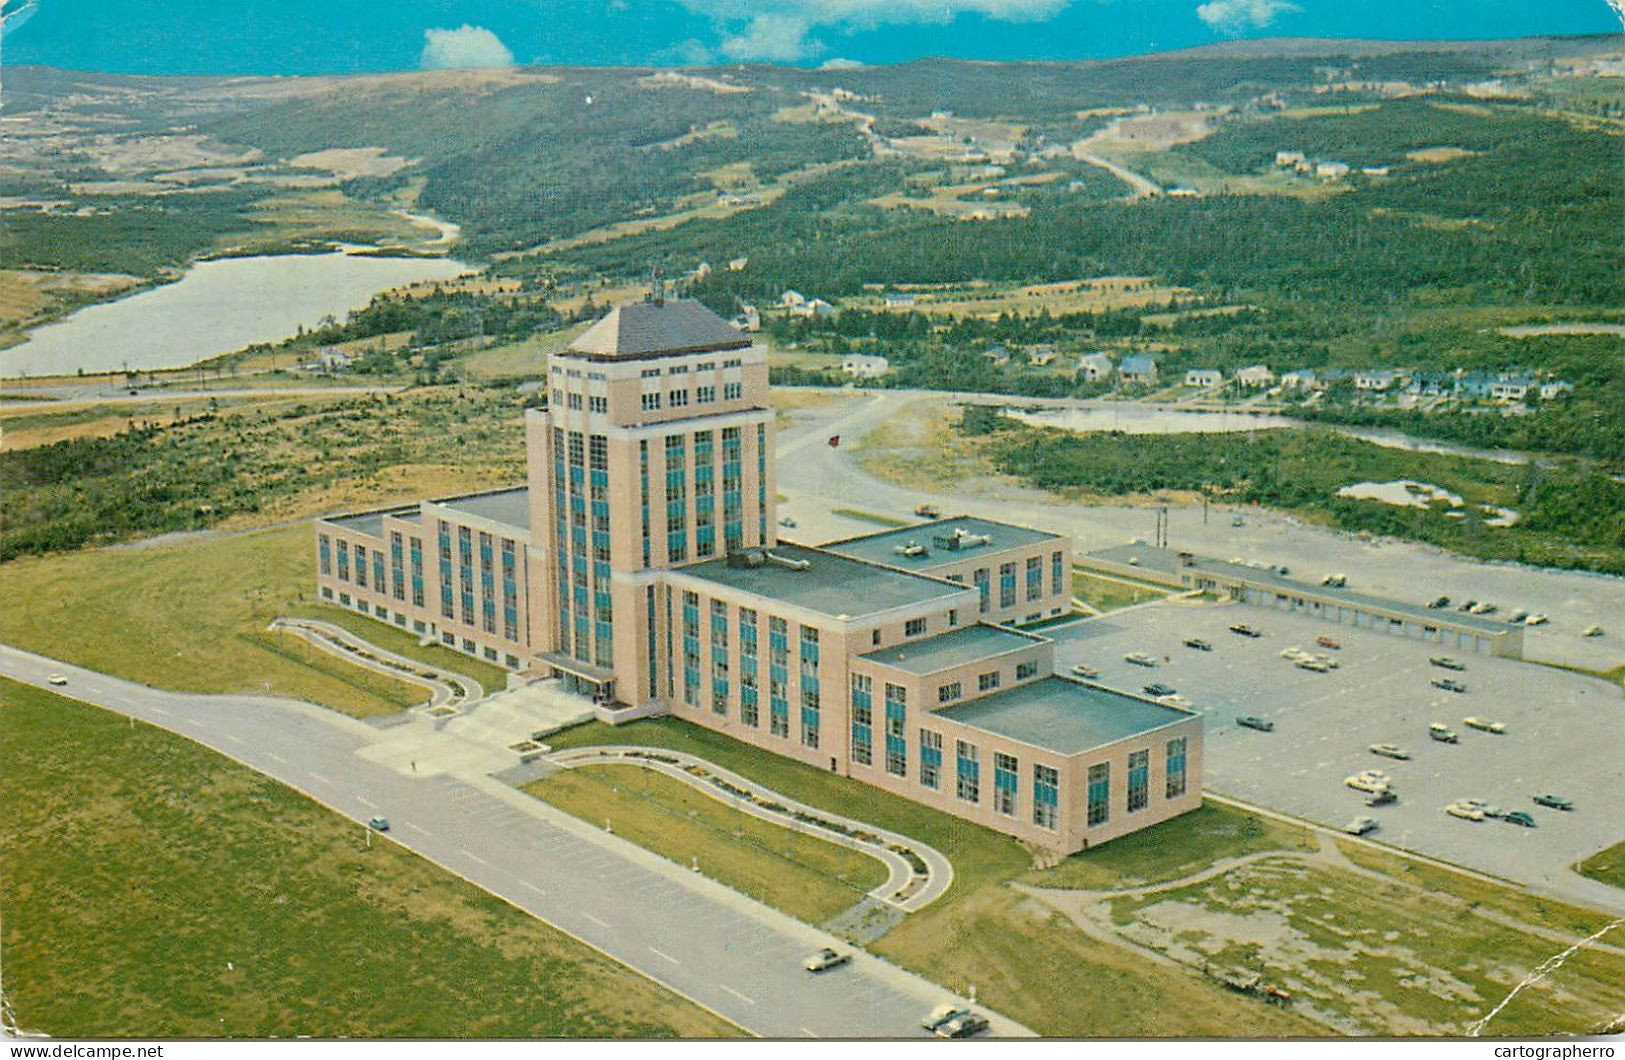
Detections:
[1044, 596, 1625, 910]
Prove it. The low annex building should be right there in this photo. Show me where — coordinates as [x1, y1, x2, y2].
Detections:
[316, 297, 1202, 851]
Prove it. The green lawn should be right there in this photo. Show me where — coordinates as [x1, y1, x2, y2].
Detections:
[0, 679, 736, 1039]
[525, 765, 886, 924]
[1577, 839, 1625, 890]
[288, 600, 510, 695]
[0, 523, 422, 718]
[1071, 569, 1173, 612]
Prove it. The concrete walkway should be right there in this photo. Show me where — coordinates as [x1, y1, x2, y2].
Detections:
[270, 617, 483, 706]
[0, 644, 1033, 1039]
[549, 745, 953, 912]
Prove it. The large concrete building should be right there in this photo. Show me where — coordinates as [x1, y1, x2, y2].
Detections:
[316, 298, 1202, 851]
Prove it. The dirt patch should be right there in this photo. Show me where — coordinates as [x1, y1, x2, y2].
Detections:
[288, 147, 414, 180]
[1406, 146, 1480, 164]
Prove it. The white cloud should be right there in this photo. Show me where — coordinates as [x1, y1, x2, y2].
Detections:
[1195, 0, 1299, 34]
[420, 24, 515, 70]
[819, 57, 865, 69]
[683, 0, 1070, 62]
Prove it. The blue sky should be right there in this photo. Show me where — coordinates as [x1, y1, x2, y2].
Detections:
[2, 0, 1618, 74]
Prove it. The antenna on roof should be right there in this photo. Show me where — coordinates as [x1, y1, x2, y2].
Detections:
[649, 265, 665, 306]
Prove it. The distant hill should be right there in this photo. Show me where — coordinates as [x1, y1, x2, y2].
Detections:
[1138, 34, 1620, 62]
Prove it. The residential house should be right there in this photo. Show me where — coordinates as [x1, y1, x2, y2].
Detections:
[841, 354, 891, 379]
[1119, 354, 1158, 385]
[790, 298, 836, 320]
[1027, 345, 1058, 367]
[1274, 150, 1307, 168]
[1454, 372, 1496, 400]
[883, 292, 917, 309]
[1234, 364, 1275, 388]
[983, 344, 1012, 366]
[779, 290, 807, 309]
[1539, 380, 1574, 400]
[1316, 161, 1351, 180]
[1077, 353, 1114, 382]
[1490, 375, 1537, 403]
[1355, 370, 1400, 392]
[1184, 368, 1223, 387]
[1279, 369, 1319, 391]
[732, 304, 761, 332]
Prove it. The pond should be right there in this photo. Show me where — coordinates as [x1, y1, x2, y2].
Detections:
[1, 250, 470, 378]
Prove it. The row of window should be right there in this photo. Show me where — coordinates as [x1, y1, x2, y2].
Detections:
[316, 585, 522, 669]
[683, 591, 823, 749]
[319, 529, 521, 644]
[946, 550, 1065, 614]
[638, 381, 744, 412]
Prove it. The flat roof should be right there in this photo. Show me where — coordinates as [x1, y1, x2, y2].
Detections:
[822, 515, 1062, 571]
[936, 676, 1189, 755]
[679, 543, 968, 620]
[434, 487, 530, 532]
[861, 624, 1040, 675]
[326, 505, 418, 539]
[1087, 541, 1510, 634]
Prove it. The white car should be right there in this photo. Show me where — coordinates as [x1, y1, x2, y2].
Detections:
[1446, 802, 1486, 822]
[1524, 613, 1549, 626]
[1156, 694, 1193, 709]
[1344, 773, 1390, 794]
[802, 948, 850, 973]
[47, 673, 68, 686]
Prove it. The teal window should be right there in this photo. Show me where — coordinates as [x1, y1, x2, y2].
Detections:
[1166, 738, 1187, 799]
[1088, 762, 1110, 827]
[1128, 749, 1150, 813]
[1034, 764, 1059, 830]
[993, 752, 1018, 817]
[920, 730, 942, 789]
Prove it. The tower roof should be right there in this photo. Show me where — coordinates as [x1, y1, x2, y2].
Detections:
[568, 298, 751, 360]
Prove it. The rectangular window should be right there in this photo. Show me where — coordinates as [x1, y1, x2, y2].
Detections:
[353, 545, 366, 588]
[1033, 764, 1059, 830]
[668, 389, 689, 408]
[920, 730, 942, 789]
[696, 385, 715, 403]
[1016, 661, 1038, 681]
[1166, 737, 1188, 799]
[999, 562, 1017, 608]
[937, 682, 961, 704]
[410, 537, 425, 607]
[955, 740, 979, 803]
[318, 534, 332, 575]
[336, 540, 350, 581]
[904, 616, 927, 637]
[723, 381, 742, 401]
[1128, 749, 1150, 813]
[641, 392, 662, 411]
[1088, 762, 1111, 827]
[978, 670, 1001, 692]
[1026, 555, 1043, 602]
[994, 752, 1018, 817]
[883, 682, 906, 777]
[390, 532, 406, 601]
[973, 568, 990, 613]
[1051, 550, 1064, 596]
[850, 673, 873, 766]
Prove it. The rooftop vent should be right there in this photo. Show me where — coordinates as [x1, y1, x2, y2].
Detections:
[896, 540, 929, 558]
[933, 527, 991, 551]
[765, 550, 811, 572]
[726, 547, 769, 568]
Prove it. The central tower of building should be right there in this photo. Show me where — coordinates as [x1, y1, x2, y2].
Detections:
[524, 296, 776, 707]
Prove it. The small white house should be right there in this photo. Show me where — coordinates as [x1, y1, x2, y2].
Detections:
[883, 292, 916, 308]
[1279, 369, 1318, 390]
[779, 289, 807, 308]
[842, 354, 891, 379]
[1185, 368, 1223, 387]
[790, 298, 836, 319]
[1275, 150, 1307, 168]
[1539, 380, 1574, 400]
[1316, 161, 1351, 180]
[1355, 370, 1399, 392]
[1077, 353, 1114, 381]
[1028, 345, 1058, 367]
[732, 304, 761, 332]
[1235, 364, 1275, 388]
[1119, 354, 1158, 385]
[727, 257, 749, 271]
[1490, 376, 1535, 403]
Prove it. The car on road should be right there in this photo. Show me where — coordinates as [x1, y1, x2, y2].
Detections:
[921, 1005, 970, 1032]
[1344, 771, 1390, 794]
[1457, 599, 1478, 612]
[1427, 596, 1451, 609]
[1296, 658, 1331, 673]
[1124, 652, 1158, 667]
[1533, 793, 1574, 811]
[1469, 602, 1497, 615]
[936, 1013, 990, 1039]
[1582, 625, 1604, 638]
[802, 948, 851, 973]
[1321, 573, 1348, 588]
[778, 516, 798, 528]
[1344, 816, 1378, 836]
[1229, 623, 1263, 638]
[1365, 788, 1398, 806]
[1183, 638, 1213, 651]
[1463, 716, 1506, 734]
[1281, 646, 1308, 660]
[1429, 656, 1467, 671]
[1432, 678, 1467, 693]
[1524, 613, 1549, 626]
[1231, 517, 1246, 528]
[1236, 715, 1274, 732]
[1142, 682, 1177, 698]
[1156, 694, 1193, 709]
[1315, 635, 1342, 649]
[914, 504, 941, 519]
[47, 673, 68, 686]
[1369, 743, 1411, 760]
[367, 815, 390, 832]
[1503, 811, 1538, 828]
[1070, 663, 1099, 678]
[1428, 724, 1459, 744]
[1445, 802, 1485, 822]
[1508, 609, 1529, 624]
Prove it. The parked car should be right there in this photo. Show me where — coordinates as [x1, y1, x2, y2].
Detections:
[1236, 715, 1274, 732]
[1445, 802, 1485, 822]
[1157, 694, 1193, 709]
[1229, 623, 1263, 638]
[1463, 716, 1506, 734]
[1457, 600, 1478, 612]
[1345, 771, 1390, 794]
[1344, 816, 1378, 836]
[1296, 658, 1331, 673]
[1183, 638, 1213, 651]
[1281, 647, 1309, 661]
[1508, 609, 1529, 624]
[1315, 635, 1341, 649]
[1524, 613, 1549, 626]
[47, 673, 68, 686]
[1432, 678, 1467, 693]
[802, 948, 851, 973]
[367, 815, 390, 832]
[778, 516, 798, 528]
[1503, 811, 1537, 828]
[1427, 596, 1451, 609]
[937, 1013, 990, 1039]
[1582, 625, 1604, 638]
[1365, 788, 1398, 807]
[1231, 517, 1246, 528]
[1369, 743, 1411, 760]
[1469, 601, 1497, 615]
[1430, 656, 1467, 671]
[1124, 652, 1158, 667]
[921, 1005, 970, 1032]
[914, 504, 941, 519]
[1428, 723, 1459, 744]
[1321, 573, 1348, 588]
[1070, 663, 1099, 678]
[1532, 793, 1574, 811]
[1142, 682, 1177, 698]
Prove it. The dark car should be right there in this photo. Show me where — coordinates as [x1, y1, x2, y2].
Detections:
[367, 815, 390, 832]
[1432, 678, 1467, 693]
[1183, 638, 1214, 651]
[1365, 788, 1398, 807]
[1236, 715, 1274, 732]
[1428, 596, 1451, 609]
[1503, 811, 1537, 828]
[1532, 793, 1574, 811]
[1229, 623, 1263, 638]
[1142, 683, 1178, 698]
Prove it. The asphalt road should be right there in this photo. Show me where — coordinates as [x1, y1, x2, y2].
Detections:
[0, 644, 1032, 1040]
[1043, 597, 1625, 915]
